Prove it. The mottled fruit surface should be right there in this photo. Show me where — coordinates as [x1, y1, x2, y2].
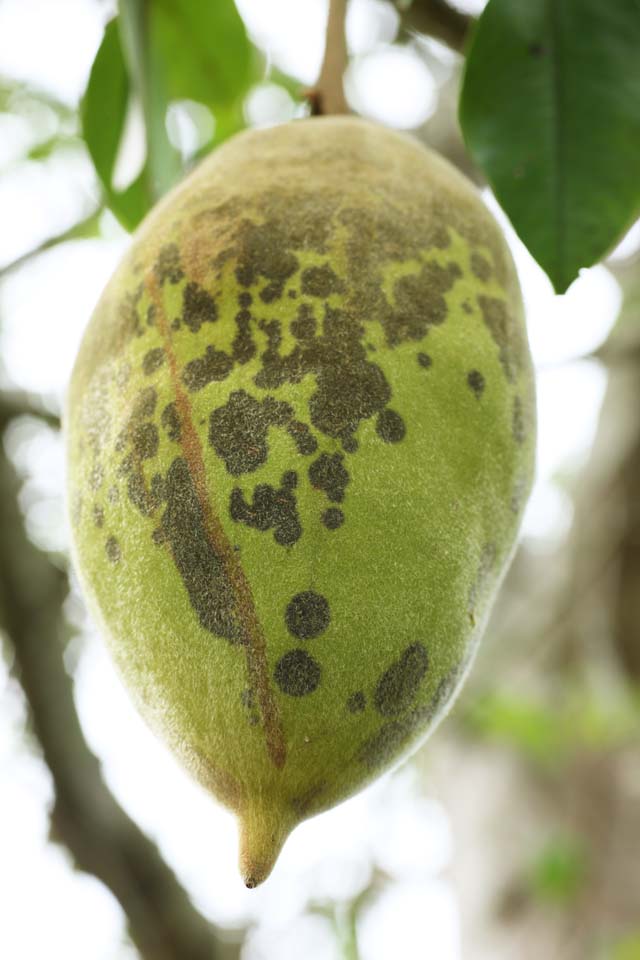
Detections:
[66, 116, 535, 885]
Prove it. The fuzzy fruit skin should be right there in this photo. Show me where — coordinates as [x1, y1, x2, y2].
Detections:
[66, 116, 535, 885]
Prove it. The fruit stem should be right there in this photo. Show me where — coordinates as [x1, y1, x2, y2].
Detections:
[306, 0, 349, 116]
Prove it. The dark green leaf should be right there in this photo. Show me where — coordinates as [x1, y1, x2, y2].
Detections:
[459, 0, 640, 293]
[110, 170, 150, 232]
[150, 0, 252, 110]
[81, 17, 129, 189]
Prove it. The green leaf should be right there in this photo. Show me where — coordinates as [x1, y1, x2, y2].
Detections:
[150, 0, 252, 110]
[82, 17, 129, 190]
[459, 0, 640, 293]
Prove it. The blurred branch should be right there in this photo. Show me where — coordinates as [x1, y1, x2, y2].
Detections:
[305, 0, 349, 115]
[400, 0, 474, 53]
[0, 416, 238, 960]
[0, 208, 103, 278]
[0, 391, 61, 430]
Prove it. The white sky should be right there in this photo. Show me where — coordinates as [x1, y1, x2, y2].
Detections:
[0, 1, 636, 958]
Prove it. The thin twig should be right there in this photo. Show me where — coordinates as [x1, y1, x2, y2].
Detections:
[400, 0, 473, 53]
[306, 0, 350, 115]
[0, 208, 103, 279]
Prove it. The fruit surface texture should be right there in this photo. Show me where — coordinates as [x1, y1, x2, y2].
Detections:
[66, 116, 535, 885]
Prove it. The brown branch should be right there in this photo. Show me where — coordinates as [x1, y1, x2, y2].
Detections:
[400, 0, 474, 53]
[306, 0, 350, 115]
[0, 421, 239, 960]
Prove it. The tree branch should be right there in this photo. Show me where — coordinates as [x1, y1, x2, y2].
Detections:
[0, 423, 239, 960]
[306, 0, 350, 115]
[400, 0, 474, 53]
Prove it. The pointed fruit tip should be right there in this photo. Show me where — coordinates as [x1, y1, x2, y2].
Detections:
[238, 803, 294, 889]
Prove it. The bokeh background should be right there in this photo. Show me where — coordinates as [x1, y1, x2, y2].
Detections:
[1, 1, 639, 958]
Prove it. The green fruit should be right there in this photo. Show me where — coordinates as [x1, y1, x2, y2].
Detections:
[66, 116, 535, 886]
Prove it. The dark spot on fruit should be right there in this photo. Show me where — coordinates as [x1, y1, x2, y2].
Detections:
[231, 309, 256, 364]
[93, 504, 104, 528]
[238, 292, 252, 308]
[132, 386, 157, 421]
[162, 402, 181, 442]
[210, 390, 293, 475]
[386, 261, 460, 347]
[467, 369, 485, 397]
[322, 507, 344, 530]
[183, 345, 233, 392]
[290, 303, 316, 341]
[155, 243, 183, 284]
[274, 649, 321, 696]
[285, 591, 330, 639]
[288, 289, 298, 299]
[154, 458, 239, 640]
[478, 296, 522, 383]
[417, 352, 432, 369]
[462, 300, 472, 314]
[182, 281, 217, 332]
[300, 263, 344, 298]
[376, 409, 405, 443]
[347, 691, 366, 713]
[107, 486, 119, 504]
[105, 536, 121, 563]
[471, 252, 492, 282]
[290, 780, 328, 816]
[230, 473, 301, 546]
[309, 452, 349, 502]
[131, 421, 159, 460]
[512, 395, 525, 443]
[287, 420, 318, 455]
[143, 347, 164, 376]
[146, 304, 156, 327]
[374, 642, 429, 717]
[235, 218, 299, 301]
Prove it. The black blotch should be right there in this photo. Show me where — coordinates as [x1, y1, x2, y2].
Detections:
[285, 591, 330, 639]
[132, 386, 157, 421]
[209, 390, 292, 475]
[183, 345, 233, 392]
[478, 296, 522, 383]
[467, 370, 485, 398]
[376, 409, 406, 443]
[290, 303, 316, 341]
[235, 218, 299, 302]
[143, 347, 164, 376]
[470, 252, 492, 282]
[161, 402, 181, 442]
[287, 420, 318, 456]
[154, 458, 239, 640]
[146, 304, 156, 327]
[308, 452, 349, 502]
[322, 507, 344, 530]
[374, 642, 429, 717]
[131, 421, 159, 460]
[93, 504, 104, 528]
[347, 691, 366, 714]
[288, 289, 298, 299]
[238, 292, 252, 308]
[417, 352, 432, 369]
[155, 244, 183, 284]
[386, 261, 460, 346]
[231, 309, 256, 364]
[512, 396, 525, 443]
[274, 649, 321, 696]
[182, 282, 217, 332]
[105, 536, 121, 564]
[300, 263, 344, 298]
[462, 301, 472, 315]
[230, 472, 302, 547]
